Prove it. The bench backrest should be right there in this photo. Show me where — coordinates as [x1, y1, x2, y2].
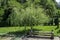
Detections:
[29, 30, 54, 39]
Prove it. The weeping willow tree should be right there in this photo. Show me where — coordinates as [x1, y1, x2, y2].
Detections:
[7, 4, 50, 26]
[0, 0, 58, 26]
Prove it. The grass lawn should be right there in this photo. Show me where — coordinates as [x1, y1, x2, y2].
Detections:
[33, 26, 60, 36]
[0, 26, 60, 36]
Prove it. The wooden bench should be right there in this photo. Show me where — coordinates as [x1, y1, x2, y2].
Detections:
[27, 30, 54, 39]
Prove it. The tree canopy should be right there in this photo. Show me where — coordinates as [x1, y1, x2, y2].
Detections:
[0, 0, 60, 26]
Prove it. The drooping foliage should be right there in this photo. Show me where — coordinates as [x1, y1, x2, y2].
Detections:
[0, 0, 59, 26]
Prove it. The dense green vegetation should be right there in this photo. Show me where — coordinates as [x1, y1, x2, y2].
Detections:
[0, 0, 60, 26]
[0, 0, 60, 37]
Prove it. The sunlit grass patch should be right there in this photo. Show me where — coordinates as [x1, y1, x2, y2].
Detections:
[0, 26, 59, 36]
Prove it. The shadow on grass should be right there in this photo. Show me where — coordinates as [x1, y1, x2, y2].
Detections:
[57, 30, 60, 33]
[55, 27, 59, 30]
[0, 29, 42, 37]
[32, 29, 42, 31]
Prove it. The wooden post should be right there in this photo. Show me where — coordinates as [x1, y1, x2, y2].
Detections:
[51, 30, 54, 39]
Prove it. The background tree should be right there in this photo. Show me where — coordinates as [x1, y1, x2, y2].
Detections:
[0, 0, 60, 26]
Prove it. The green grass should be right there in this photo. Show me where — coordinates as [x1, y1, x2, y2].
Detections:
[33, 26, 59, 36]
[0, 26, 60, 36]
[0, 27, 24, 33]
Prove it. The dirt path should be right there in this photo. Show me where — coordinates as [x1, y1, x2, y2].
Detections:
[21, 37, 60, 40]
[0, 37, 59, 40]
[0, 37, 13, 40]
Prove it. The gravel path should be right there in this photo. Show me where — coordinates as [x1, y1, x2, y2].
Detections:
[0, 37, 59, 40]
[22, 37, 59, 40]
[0, 37, 13, 40]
